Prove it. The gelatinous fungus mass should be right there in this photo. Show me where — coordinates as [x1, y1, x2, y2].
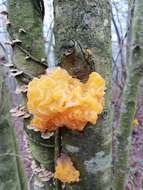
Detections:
[27, 67, 105, 132]
[54, 154, 80, 183]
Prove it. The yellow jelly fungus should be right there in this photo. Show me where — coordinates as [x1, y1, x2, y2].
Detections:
[133, 119, 139, 126]
[54, 154, 80, 183]
[27, 67, 105, 132]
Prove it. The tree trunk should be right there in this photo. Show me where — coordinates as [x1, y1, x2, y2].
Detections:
[7, 0, 112, 189]
[0, 66, 27, 190]
[112, 0, 143, 189]
[7, 0, 55, 189]
[54, 1, 112, 189]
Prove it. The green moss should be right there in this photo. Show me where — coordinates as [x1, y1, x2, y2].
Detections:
[7, 1, 55, 189]
[54, 1, 112, 189]
[13, 47, 45, 77]
[0, 67, 27, 190]
[8, 0, 45, 59]
[113, 0, 143, 189]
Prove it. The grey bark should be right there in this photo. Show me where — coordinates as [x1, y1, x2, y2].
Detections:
[54, 1, 112, 190]
[112, 0, 143, 189]
[7, 0, 55, 189]
[0, 66, 27, 190]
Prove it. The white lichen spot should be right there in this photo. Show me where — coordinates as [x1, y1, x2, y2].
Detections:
[103, 134, 112, 145]
[34, 180, 44, 188]
[104, 19, 108, 27]
[65, 145, 80, 153]
[84, 151, 111, 174]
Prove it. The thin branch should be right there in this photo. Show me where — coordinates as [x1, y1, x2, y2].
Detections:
[15, 45, 47, 68]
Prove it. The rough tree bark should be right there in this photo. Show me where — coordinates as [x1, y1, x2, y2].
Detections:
[112, 0, 143, 189]
[54, 1, 112, 190]
[7, 0, 55, 189]
[0, 66, 27, 190]
[7, 0, 112, 189]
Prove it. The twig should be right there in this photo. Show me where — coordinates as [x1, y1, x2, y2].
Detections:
[15, 44, 47, 68]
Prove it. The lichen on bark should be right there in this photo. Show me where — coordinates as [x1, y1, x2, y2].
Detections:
[8, 0, 46, 78]
[7, 0, 55, 189]
[112, 0, 143, 189]
[54, 0, 112, 189]
[0, 66, 27, 190]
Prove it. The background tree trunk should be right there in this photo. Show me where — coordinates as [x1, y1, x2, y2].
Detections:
[54, 0, 112, 189]
[0, 66, 27, 190]
[112, 0, 143, 189]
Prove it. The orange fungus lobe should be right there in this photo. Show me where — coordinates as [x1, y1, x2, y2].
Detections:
[27, 67, 105, 132]
[54, 154, 80, 183]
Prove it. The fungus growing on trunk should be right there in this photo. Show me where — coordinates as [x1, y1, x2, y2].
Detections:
[54, 154, 80, 183]
[27, 67, 105, 132]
